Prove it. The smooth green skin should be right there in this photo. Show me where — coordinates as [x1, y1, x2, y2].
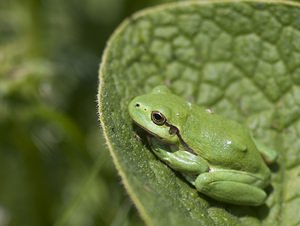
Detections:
[128, 86, 277, 206]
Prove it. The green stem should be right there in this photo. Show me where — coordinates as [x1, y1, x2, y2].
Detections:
[27, 0, 44, 57]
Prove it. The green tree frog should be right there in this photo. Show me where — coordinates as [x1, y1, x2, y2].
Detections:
[128, 85, 277, 206]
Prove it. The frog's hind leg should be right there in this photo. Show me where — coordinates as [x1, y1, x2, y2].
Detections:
[194, 171, 267, 206]
[253, 139, 277, 164]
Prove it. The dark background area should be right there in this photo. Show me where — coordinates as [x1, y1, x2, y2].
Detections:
[0, 0, 177, 225]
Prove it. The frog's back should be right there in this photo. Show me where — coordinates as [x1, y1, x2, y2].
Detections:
[180, 105, 269, 178]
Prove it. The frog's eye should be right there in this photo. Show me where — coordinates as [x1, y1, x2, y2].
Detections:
[151, 111, 166, 126]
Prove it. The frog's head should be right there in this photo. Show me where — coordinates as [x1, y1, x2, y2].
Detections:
[128, 85, 189, 144]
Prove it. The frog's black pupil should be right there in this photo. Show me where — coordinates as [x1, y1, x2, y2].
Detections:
[154, 113, 162, 121]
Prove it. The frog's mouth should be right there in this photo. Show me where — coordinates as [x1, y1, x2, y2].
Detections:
[132, 120, 166, 141]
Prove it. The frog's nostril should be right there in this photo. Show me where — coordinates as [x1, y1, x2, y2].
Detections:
[135, 103, 140, 107]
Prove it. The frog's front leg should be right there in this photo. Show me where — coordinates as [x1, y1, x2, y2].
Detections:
[150, 138, 209, 174]
[194, 170, 268, 206]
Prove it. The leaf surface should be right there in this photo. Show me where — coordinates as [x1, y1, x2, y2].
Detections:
[98, 1, 300, 225]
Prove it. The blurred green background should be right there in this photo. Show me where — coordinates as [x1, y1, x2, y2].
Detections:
[0, 0, 177, 225]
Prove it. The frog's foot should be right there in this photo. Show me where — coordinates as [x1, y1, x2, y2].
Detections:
[149, 137, 171, 158]
[194, 170, 267, 206]
[149, 138, 209, 174]
[253, 139, 278, 164]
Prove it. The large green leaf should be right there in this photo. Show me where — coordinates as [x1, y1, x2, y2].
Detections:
[98, 1, 300, 225]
